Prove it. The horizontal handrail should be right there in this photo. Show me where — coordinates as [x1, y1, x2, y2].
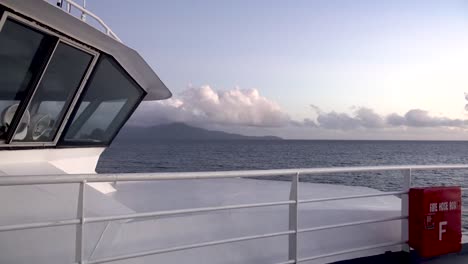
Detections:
[87, 230, 295, 264]
[274, 261, 295, 264]
[45, 0, 122, 42]
[2, 164, 468, 185]
[299, 191, 407, 204]
[298, 215, 407, 233]
[0, 204, 406, 233]
[0, 218, 79, 232]
[86, 200, 295, 223]
[63, 0, 122, 42]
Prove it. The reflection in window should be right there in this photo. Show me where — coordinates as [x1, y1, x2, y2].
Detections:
[0, 19, 53, 140]
[62, 56, 145, 144]
[13, 43, 92, 142]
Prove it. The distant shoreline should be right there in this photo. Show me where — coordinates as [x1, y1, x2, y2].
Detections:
[114, 138, 468, 144]
[117, 123, 468, 143]
[116, 123, 283, 142]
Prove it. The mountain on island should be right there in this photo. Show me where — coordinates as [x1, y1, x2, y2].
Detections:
[115, 122, 283, 142]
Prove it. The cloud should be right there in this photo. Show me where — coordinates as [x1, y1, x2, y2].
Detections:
[402, 109, 465, 127]
[302, 118, 318, 127]
[129, 85, 290, 127]
[355, 107, 386, 128]
[387, 109, 466, 128]
[307, 106, 385, 130]
[308, 107, 468, 130]
[316, 111, 360, 130]
[128, 85, 467, 133]
[386, 113, 406, 126]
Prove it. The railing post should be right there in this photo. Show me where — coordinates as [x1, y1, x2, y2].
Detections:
[401, 169, 411, 252]
[81, 0, 87, 21]
[289, 172, 299, 263]
[76, 180, 86, 264]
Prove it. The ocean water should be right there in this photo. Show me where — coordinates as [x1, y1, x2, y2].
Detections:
[98, 140, 468, 227]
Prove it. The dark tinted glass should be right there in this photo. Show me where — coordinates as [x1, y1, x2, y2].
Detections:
[0, 19, 53, 140]
[62, 56, 144, 144]
[13, 43, 93, 142]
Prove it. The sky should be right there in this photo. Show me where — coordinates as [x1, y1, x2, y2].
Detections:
[87, 0, 468, 139]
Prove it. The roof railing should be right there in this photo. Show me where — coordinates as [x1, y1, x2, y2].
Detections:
[1, 164, 468, 263]
[45, 0, 122, 43]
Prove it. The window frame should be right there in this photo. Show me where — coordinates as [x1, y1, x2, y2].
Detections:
[0, 11, 100, 148]
[58, 55, 146, 147]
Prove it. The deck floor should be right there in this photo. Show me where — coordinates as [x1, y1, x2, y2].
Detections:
[335, 250, 468, 264]
[424, 254, 468, 264]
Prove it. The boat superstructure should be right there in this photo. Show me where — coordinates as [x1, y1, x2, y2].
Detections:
[0, 1, 467, 264]
[0, 0, 170, 174]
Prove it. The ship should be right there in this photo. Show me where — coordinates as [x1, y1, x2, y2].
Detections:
[0, 1, 466, 263]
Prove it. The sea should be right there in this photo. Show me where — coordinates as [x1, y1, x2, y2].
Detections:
[97, 140, 468, 228]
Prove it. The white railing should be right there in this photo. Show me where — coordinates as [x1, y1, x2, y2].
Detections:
[45, 0, 122, 42]
[1, 164, 468, 264]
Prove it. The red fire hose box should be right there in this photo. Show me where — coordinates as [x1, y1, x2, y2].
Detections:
[409, 187, 461, 258]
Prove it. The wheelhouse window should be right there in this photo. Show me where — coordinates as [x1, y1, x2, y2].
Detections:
[12, 42, 93, 142]
[61, 56, 145, 145]
[0, 19, 54, 140]
[0, 14, 144, 148]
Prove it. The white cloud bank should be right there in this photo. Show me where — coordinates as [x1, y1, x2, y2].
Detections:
[129, 85, 290, 127]
[128, 85, 468, 139]
[306, 106, 468, 130]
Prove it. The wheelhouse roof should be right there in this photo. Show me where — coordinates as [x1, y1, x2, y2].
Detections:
[0, 0, 171, 101]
